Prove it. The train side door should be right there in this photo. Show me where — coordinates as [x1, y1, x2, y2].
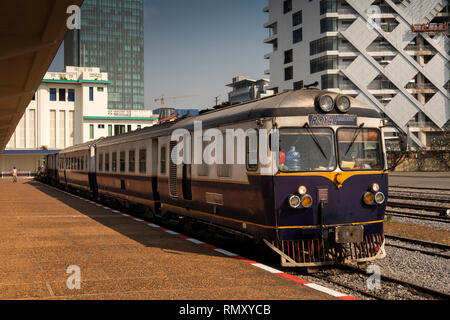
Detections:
[169, 140, 178, 198]
[182, 163, 192, 200]
[151, 139, 160, 200]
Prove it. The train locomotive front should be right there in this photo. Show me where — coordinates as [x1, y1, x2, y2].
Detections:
[264, 92, 387, 267]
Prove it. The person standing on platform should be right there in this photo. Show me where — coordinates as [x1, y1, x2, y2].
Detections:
[11, 166, 18, 183]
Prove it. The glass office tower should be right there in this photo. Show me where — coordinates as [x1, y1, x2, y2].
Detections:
[65, 0, 144, 110]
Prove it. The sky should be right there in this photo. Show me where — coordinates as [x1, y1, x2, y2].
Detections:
[49, 0, 269, 110]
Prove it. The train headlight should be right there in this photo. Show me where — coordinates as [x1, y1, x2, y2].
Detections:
[318, 95, 334, 113]
[301, 195, 313, 208]
[374, 192, 385, 204]
[363, 192, 375, 205]
[288, 195, 301, 208]
[336, 95, 351, 113]
[298, 185, 307, 196]
[371, 183, 380, 192]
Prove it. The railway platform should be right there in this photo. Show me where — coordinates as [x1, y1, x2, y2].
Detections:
[389, 172, 450, 189]
[0, 179, 340, 300]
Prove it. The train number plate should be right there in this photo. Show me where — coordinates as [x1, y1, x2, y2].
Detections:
[335, 226, 364, 244]
[309, 114, 357, 126]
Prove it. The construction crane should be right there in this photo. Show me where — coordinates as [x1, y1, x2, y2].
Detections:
[154, 94, 199, 109]
[154, 94, 199, 123]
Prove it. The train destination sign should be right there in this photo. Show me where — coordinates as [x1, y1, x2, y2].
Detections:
[308, 114, 357, 126]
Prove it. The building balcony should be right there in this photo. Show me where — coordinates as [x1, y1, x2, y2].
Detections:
[339, 82, 358, 91]
[264, 34, 278, 44]
[405, 82, 436, 93]
[264, 69, 270, 75]
[263, 5, 269, 13]
[264, 20, 276, 28]
[404, 45, 435, 55]
[264, 52, 272, 60]
[337, 7, 358, 19]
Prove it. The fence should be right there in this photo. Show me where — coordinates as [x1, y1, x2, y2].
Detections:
[388, 151, 450, 172]
[1, 171, 34, 179]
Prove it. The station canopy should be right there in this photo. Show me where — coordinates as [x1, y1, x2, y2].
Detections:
[0, 0, 84, 152]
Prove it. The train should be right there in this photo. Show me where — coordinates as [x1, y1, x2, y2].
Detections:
[42, 89, 387, 267]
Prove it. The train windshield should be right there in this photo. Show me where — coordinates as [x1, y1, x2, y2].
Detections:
[278, 128, 336, 172]
[337, 128, 383, 171]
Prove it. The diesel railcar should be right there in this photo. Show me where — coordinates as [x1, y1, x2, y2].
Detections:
[44, 90, 388, 267]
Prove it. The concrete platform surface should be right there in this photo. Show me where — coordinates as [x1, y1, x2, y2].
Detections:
[389, 172, 450, 189]
[0, 180, 334, 300]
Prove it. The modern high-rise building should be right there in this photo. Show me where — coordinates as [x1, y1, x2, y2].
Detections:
[64, 0, 144, 110]
[263, 0, 449, 149]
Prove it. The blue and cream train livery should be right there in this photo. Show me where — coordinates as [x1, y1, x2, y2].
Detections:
[43, 90, 387, 267]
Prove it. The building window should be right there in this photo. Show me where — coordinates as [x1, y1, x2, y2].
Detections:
[50, 88, 57, 101]
[294, 81, 304, 90]
[89, 124, 94, 139]
[127, 125, 132, 132]
[112, 152, 117, 172]
[50, 110, 56, 148]
[129, 150, 135, 173]
[284, 49, 293, 64]
[293, 10, 302, 26]
[310, 55, 338, 73]
[32, 93, 36, 101]
[285, 66, 294, 81]
[68, 89, 75, 102]
[293, 28, 303, 44]
[89, 87, 94, 101]
[120, 152, 125, 172]
[283, 0, 292, 14]
[98, 124, 105, 129]
[108, 125, 112, 137]
[105, 153, 110, 171]
[59, 89, 66, 101]
[320, 0, 338, 15]
[137, 125, 141, 130]
[97, 87, 104, 92]
[59, 110, 66, 148]
[321, 74, 339, 89]
[320, 18, 338, 33]
[139, 149, 146, 173]
[310, 36, 338, 55]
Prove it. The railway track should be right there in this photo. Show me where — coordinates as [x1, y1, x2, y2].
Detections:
[384, 234, 450, 259]
[385, 209, 450, 223]
[386, 200, 449, 214]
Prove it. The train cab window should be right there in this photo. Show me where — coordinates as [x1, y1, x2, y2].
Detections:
[105, 153, 110, 171]
[99, 154, 103, 171]
[129, 150, 135, 173]
[160, 147, 166, 174]
[139, 149, 146, 173]
[337, 128, 383, 171]
[120, 152, 125, 172]
[278, 128, 336, 172]
[112, 152, 117, 172]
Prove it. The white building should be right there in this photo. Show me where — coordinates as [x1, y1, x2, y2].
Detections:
[264, 0, 449, 148]
[1, 66, 157, 174]
[226, 76, 275, 104]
